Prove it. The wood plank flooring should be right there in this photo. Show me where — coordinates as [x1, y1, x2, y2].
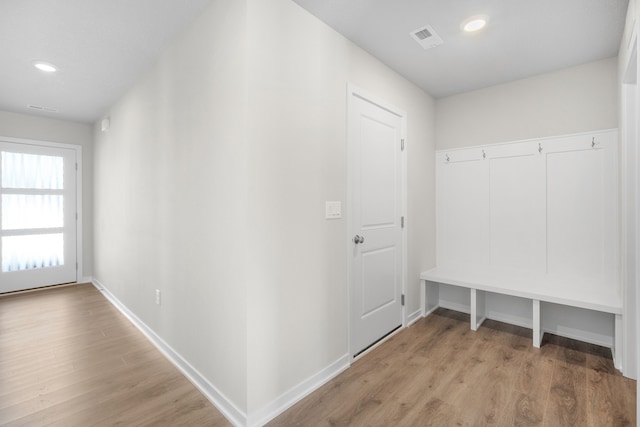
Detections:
[2, 284, 636, 426]
[0, 283, 231, 427]
[269, 308, 636, 427]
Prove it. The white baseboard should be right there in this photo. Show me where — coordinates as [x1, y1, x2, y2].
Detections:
[407, 308, 423, 326]
[439, 301, 471, 315]
[423, 304, 441, 317]
[79, 276, 93, 284]
[486, 312, 532, 330]
[542, 326, 613, 349]
[248, 354, 350, 427]
[91, 279, 247, 427]
[423, 299, 613, 350]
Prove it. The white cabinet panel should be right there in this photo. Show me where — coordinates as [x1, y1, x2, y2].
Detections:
[489, 153, 546, 272]
[436, 129, 618, 288]
[431, 130, 619, 363]
[439, 159, 489, 268]
[547, 149, 605, 281]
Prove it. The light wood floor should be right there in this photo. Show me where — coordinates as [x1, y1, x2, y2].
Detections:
[2, 285, 636, 426]
[0, 283, 231, 427]
[270, 308, 637, 427]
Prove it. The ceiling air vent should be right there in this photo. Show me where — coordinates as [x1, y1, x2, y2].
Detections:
[28, 104, 58, 113]
[410, 25, 443, 50]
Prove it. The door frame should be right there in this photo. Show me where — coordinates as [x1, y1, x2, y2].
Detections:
[621, 22, 639, 380]
[346, 83, 407, 360]
[0, 135, 84, 288]
[621, 20, 640, 420]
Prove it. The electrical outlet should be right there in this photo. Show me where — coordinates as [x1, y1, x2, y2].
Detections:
[155, 289, 161, 305]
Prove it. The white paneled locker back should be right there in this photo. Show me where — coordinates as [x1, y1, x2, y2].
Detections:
[436, 129, 619, 294]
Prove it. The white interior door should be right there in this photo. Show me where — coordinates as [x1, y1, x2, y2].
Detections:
[0, 140, 77, 293]
[348, 87, 405, 357]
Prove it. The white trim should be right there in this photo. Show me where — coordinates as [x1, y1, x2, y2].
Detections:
[438, 301, 471, 315]
[401, 114, 408, 327]
[485, 312, 532, 330]
[541, 326, 612, 349]
[247, 354, 350, 427]
[91, 279, 247, 427]
[631, 19, 640, 421]
[0, 135, 84, 285]
[423, 304, 441, 318]
[621, 21, 639, 380]
[346, 83, 408, 359]
[0, 135, 83, 151]
[407, 308, 423, 326]
[75, 146, 84, 280]
[434, 128, 619, 153]
[347, 84, 406, 119]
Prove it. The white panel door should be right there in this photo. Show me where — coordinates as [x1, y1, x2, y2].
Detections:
[0, 141, 77, 292]
[348, 90, 404, 357]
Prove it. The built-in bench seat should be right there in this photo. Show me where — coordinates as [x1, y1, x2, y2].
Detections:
[420, 267, 623, 368]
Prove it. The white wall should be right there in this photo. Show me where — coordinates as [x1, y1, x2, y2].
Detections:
[93, 0, 435, 422]
[0, 110, 94, 278]
[93, 0, 248, 413]
[436, 57, 619, 150]
[244, 0, 435, 416]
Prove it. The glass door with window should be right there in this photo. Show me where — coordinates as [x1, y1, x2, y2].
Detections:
[0, 141, 77, 293]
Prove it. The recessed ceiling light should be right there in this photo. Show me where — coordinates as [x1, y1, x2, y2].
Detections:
[33, 61, 57, 72]
[462, 16, 488, 33]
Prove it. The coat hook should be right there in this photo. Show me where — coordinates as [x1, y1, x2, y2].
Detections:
[482, 149, 486, 159]
[591, 137, 597, 148]
[538, 143, 543, 154]
[445, 154, 450, 163]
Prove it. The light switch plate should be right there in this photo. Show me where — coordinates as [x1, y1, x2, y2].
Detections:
[325, 201, 342, 219]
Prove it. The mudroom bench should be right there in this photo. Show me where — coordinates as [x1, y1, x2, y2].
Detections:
[420, 267, 623, 369]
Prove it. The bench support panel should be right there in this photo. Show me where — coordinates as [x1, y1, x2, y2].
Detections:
[422, 280, 440, 317]
[471, 289, 486, 331]
[614, 314, 622, 370]
[532, 299, 542, 348]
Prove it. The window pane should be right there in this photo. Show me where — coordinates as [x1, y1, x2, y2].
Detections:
[2, 195, 64, 230]
[1, 151, 64, 189]
[2, 234, 64, 272]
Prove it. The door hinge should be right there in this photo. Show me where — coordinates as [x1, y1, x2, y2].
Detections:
[401, 294, 405, 306]
[76, 212, 78, 221]
[401, 216, 405, 228]
[401, 139, 405, 151]
[75, 162, 78, 171]
[76, 262, 78, 270]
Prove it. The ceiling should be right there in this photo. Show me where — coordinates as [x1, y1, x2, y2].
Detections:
[0, 0, 212, 124]
[0, 0, 629, 124]
[293, 0, 629, 98]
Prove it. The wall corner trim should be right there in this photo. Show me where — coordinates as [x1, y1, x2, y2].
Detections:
[91, 279, 247, 427]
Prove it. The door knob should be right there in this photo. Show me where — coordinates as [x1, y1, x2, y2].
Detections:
[353, 235, 364, 244]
